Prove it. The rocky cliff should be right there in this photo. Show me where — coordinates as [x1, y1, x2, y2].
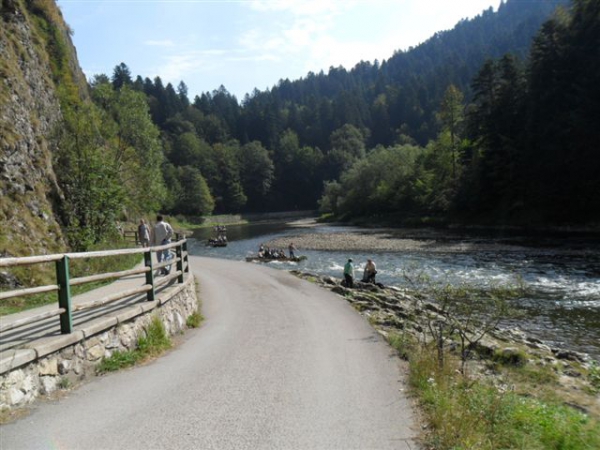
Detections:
[0, 0, 87, 261]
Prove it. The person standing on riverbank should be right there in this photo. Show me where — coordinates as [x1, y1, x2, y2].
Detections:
[153, 215, 173, 275]
[288, 242, 296, 259]
[343, 258, 355, 288]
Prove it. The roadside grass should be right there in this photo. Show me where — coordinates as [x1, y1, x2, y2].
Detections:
[96, 316, 172, 374]
[0, 241, 142, 316]
[186, 311, 204, 328]
[388, 333, 600, 450]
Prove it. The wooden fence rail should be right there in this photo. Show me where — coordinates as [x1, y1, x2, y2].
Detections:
[0, 238, 190, 335]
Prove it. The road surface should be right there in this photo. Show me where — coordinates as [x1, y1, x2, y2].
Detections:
[1, 256, 418, 449]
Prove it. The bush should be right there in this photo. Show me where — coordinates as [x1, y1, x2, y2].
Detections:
[493, 347, 528, 367]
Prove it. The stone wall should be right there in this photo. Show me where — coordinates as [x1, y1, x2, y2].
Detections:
[0, 276, 198, 408]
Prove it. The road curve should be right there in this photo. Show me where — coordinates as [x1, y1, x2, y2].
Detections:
[2, 256, 418, 449]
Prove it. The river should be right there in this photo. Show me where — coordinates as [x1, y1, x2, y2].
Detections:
[189, 221, 600, 360]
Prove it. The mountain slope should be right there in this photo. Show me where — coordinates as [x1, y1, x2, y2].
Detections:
[0, 0, 87, 260]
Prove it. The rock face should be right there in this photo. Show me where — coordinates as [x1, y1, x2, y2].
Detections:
[0, 0, 87, 257]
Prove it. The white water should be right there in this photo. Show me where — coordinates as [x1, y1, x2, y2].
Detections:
[191, 224, 600, 359]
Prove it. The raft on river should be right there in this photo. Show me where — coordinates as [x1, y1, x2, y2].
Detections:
[207, 239, 227, 247]
[245, 255, 307, 263]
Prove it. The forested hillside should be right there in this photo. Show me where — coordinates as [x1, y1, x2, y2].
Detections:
[3, 0, 594, 259]
[86, 0, 595, 227]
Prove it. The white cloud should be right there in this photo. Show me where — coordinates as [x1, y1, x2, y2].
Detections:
[248, 0, 343, 16]
[144, 39, 175, 47]
[153, 52, 217, 82]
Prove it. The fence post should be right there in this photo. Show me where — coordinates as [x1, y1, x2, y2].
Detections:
[56, 256, 73, 334]
[182, 239, 189, 274]
[176, 242, 184, 283]
[144, 250, 156, 301]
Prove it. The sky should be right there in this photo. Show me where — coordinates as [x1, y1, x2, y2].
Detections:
[57, 0, 499, 100]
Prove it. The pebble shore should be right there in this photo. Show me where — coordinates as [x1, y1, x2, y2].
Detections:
[266, 231, 537, 254]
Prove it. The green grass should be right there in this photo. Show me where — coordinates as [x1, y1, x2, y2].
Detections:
[588, 363, 600, 392]
[387, 333, 600, 449]
[169, 214, 247, 231]
[0, 241, 142, 316]
[96, 316, 171, 374]
[186, 311, 204, 328]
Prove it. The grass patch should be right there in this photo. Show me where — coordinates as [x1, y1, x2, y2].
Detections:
[492, 347, 529, 367]
[169, 214, 247, 232]
[96, 316, 171, 374]
[0, 240, 142, 316]
[388, 336, 600, 449]
[588, 363, 600, 392]
[186, 311, 204, 328]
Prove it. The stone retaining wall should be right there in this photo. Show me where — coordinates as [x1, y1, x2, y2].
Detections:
[0, 276, 198, 409]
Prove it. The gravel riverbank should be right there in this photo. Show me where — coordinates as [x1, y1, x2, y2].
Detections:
[266, 231, 569, 254]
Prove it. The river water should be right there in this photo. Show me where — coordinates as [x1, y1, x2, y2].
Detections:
[189, 222, 600, 360]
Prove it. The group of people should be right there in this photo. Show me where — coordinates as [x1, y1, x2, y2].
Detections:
[258, 244, 287, 259]
[138, 215, 174, 275]
[207, 225, 228, 245]
[257, 242, 296, 259]
[343, 258, 377, 288]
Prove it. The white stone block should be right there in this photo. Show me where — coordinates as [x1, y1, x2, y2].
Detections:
[86, 345, 105, 361]
[7, 387, 25, 405]
[58, 360, 71, 375]
[40, 376, 57, 395]
[39, 358, 58, 376]
[5, 369, 25, 387]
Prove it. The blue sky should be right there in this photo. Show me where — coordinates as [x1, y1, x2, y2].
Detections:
[57, 0, 498, 100]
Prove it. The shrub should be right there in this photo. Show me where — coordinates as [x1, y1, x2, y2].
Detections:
[493, 347, 528, 367]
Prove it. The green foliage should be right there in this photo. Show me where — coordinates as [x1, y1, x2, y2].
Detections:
[588, 362, 600, 391]
[54, 76, 166, 250]
[58, 377, 71, 389]
[237, 141, 274, 210]
[186, 311, 204, 328]
[78, 1, 591, 224]
[404, 344, 600, 450]
[137, 316, 171, 356]
[96, 349, 139, 373]
[96, 316, 171, 374]
[493, 348, 528, 367]
[174, 166, 215, 216]
[387, 332, 415, 361]
[325, 144, 428, 217]
[55, 102, 125, 250]
[0, 241, 140, 315]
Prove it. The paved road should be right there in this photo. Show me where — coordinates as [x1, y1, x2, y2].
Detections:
[1, 256, 417, 449]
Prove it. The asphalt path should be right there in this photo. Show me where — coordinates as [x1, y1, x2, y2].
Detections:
[1, 256, 417, 449]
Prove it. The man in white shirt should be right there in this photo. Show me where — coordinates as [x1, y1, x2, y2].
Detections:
[153, 215, 174, 275]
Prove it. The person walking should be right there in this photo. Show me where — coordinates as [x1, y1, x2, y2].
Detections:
[153, 215, 174, 275]
[343, 258, 355, 288]
[138, 219, 150, 248]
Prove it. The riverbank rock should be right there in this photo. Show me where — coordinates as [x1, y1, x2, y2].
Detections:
[290, 270, 600, 415]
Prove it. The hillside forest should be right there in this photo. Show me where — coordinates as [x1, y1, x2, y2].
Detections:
[51, 0, 598, 249]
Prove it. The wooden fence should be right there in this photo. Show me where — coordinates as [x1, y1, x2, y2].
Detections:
[0, 239, 189, 335]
